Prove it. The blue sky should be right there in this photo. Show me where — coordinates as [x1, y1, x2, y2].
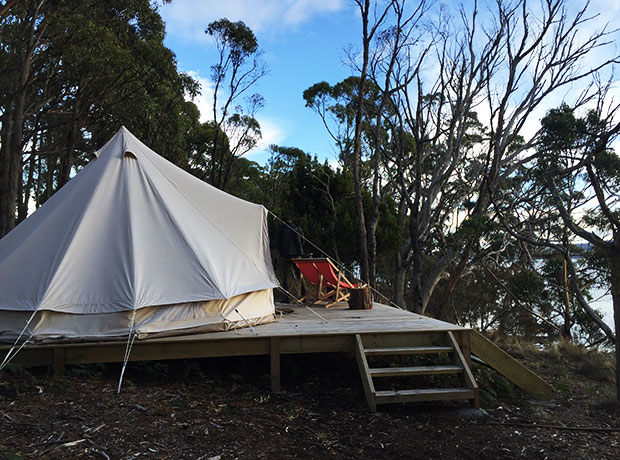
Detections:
[159, 0, 620, 168]
[159, 0, 361, 165]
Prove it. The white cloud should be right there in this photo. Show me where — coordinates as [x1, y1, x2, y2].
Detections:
[185, 71, 214, 123]
[326, 155, 342, 171]
[160, 0, 344, 43]
[252, 116, 286, 155]
[280, 0, 342, 25]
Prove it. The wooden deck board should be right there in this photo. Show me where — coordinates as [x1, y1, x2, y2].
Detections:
[0, 302, 467, 367]
[200, 302, 465, 339]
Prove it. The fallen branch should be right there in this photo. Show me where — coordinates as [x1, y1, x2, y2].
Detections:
[60, 439, 87, 448]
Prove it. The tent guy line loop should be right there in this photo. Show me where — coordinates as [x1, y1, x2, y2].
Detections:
[268, 210, 405, 311]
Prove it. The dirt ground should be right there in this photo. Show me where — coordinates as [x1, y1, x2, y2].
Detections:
[0, 341, 618, 460]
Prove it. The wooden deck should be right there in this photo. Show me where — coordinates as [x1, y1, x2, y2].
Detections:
[3, 302, 472, 397]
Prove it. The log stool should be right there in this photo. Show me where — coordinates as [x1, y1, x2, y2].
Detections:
[348, 285, 372, 309]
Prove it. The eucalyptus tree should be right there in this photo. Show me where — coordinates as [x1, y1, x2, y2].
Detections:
[46, 0, 197, 183]
[204, 19, 266, 191]
[377, 0, 620, 317]
[303, 0, 426, 289]
[533, 100, 620, 399]
[381, 1, 496, 311]
[359, 0, 429, 289]
[344, 0, 397, 284]
[489, 99, 620, 397]
[487, 104, 616, 346]
[0, 0, 199, 236]
[303, 77, 374, 167]
[303, 1, 430, 298]
[0, 0, 48, 236]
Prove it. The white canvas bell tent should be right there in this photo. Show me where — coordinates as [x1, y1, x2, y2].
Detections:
[0, 126, 279, 344]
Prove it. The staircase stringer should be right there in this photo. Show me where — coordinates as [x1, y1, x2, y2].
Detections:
[354, 334, 377, 412]
[448, 331, 480, 408]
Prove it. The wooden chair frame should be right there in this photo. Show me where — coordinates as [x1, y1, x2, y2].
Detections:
[292, 258, 358, 308]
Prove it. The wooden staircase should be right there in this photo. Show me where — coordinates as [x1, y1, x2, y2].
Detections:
[355, 331, 479, 412]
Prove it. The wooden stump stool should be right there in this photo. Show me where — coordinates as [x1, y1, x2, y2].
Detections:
[348, 286, 372, 310]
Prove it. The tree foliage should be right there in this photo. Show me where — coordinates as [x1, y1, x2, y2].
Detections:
[204, 18, 267, 192]
[0, 0, 200, 233]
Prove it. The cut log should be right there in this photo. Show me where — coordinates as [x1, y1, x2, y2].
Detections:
[349, 286, 372, 310]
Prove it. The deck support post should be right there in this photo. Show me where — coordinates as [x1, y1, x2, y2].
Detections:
[270, 337, 281, 392]
[53, 347, 65, 378]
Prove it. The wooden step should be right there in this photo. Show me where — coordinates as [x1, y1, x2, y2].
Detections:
[364, 346, 453, 356]
[354, 332, 480, 411]
[369, 364, 463, 377]
[375, 388, 475, 404]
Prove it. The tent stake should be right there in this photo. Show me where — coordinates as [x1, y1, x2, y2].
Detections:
[234, 308, 257, 334]
[117, 310, 137, 393]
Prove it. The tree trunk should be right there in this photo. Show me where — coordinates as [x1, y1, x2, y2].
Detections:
[42, 153, 56, 204]
[35, 154, 41, 208]
[59, 90, 83, 187]
[0, 73, 27, 237]
[17, 154, 34, 223]
[562, 258, 572, 339]
[564, 254, 616, 344]
[393, 253, 407, 308]
[609, 251, 620, 402]
[368, 174, 380, 289]
[0, 1, 41, 237]
[0, 114, 15, 236]
[352, 0, 371, 283]
[349, 286, 373, 310]
[418, 249, 455, 316]
[210, 81, 221, 188]
[410, 215, 423, 313]
[19, 130, 38, 223]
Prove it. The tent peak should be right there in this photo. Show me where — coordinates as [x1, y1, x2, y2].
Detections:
[118, 126, 132, 135]
[94, 127, 143, 159]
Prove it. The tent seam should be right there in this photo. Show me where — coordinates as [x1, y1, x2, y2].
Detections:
[122, 134, 137, 312]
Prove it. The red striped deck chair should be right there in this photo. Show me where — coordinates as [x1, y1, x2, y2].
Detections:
[292, 258, 359, 308]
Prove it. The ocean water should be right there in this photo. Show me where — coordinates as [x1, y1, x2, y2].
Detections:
[590, 287, 615, 333]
